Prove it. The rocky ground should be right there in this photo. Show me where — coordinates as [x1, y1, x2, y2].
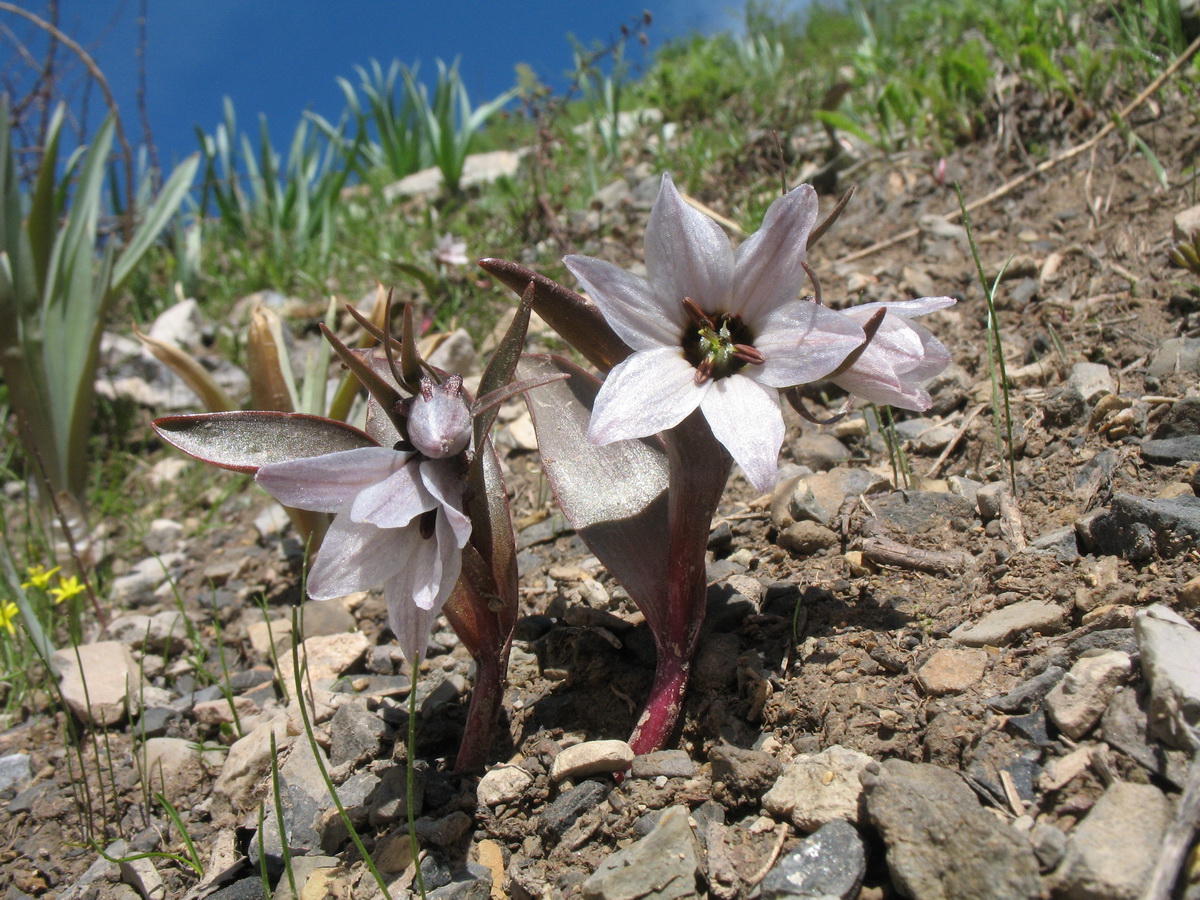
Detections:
[3, 90, 1200, 900]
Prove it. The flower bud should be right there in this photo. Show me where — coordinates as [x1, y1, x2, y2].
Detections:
[408, 376, 472, 458]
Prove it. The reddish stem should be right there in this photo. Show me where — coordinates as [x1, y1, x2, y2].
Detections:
[452, 639, 510, 772]
[628, 411, 731, 754]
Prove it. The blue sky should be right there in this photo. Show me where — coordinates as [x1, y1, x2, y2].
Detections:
[4, 1, 762, 167]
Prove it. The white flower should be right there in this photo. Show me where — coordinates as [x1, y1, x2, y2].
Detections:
[434, 233, 468, 267]
[564, 174, 865, 492]
[830, 297, 955, 411]
[256, 445, 471, 664]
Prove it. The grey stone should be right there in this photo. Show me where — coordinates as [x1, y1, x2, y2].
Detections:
[143, 518, 184, 555]
[550, 740, 634, 782]
[1141, 435, 1200, 464]
[793, 433, 851, 471]
[104, 610, 189, 655]
[951, 600, 1068, 647]
[1152, 396, 1200, 438]
[296, 599, 358, 638]
[1042, 386, 1088, 428]
[870, 490, 976, 533]
[863, 759, 1041, 900]
[1099, 686, 1189, 788]
[368, 761, 427, 827]
[1067, 362, 1114, 402]
[329, 701, 388, 767]
[630, 750, 696, 780]
[52, 641, 141, 726]
[0, 754, 31, 793]
[1044, 651, 1132, 740]
[540, 780, 609, 842]
[250, 738, 334, 867]
[582, 806, 701, 900]
[1134, 604, 1200, 749]
[149, 298, 203, 349]
[987, 665, 1066, 713]
[763, 745, 873, 831]
[205, 878, 266, 900]
[917, 648, 988, 695]
[1146, 336, 1200, 378]
[708, 743, 781, 798]
[429, 861, 493, 900]
[110, 553, 187, 606]
[142, 737, 221, 806]
[759, 819, 866, 900]
[788, 482, 833, 527]
[1055, 781, 1171, 900]
[1027, 526, 1080, 562]
[477, 765, 534, 807]
[778, 521, 840, 557]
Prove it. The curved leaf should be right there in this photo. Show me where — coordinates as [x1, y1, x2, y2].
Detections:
[153, 411, 375, 473]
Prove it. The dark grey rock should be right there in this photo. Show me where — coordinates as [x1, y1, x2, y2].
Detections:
[966, 735, 1039, 806]
[1042, 386, 1088, 428]
[1084, 493, 1200, 561]
[708, 743, 781, 798]
[1152, 396, 1200, 438]
[863, 759, 1041, 900]
[582, 806, 700, 900]
[793, 432, 851, 471]
[1140, 435, 1200, 464]
[759, 819, 866, 900]
[1146, 336, 1200, 378]
[368, 761, 427, 827]
[630, 750, 696, 780]
[1030, 823, 1068, 872]
[1027, 527, 1080, 561]
[329, 701, 389, 767]
[429, 861, 493, 900]
[228, 666, 274, 692]
[540, 780, 609, 842]
[1098, 687, 1188, 789]
[205, 878, 266, 900]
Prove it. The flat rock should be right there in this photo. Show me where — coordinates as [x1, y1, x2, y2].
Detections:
[1044, 650, 1131, 740]
[1151, 396, 1200, 438]
[868, 490, 975, 533]
[1141, 435, 1200, 464]
[1134, 604, 1200, 749]
[1085, 494, 1200, 562]
[143, 518, 184, 554]
[987, 665, 1067, 713]
[551, 740, 634, 782]
[477, 765, 534, 808]
[1066, 362, 1114, 402]
[0, 754, 32, 793]
[52, 641, 141, 727]
[142, 737, 219, 807]
[951, 600, 1068, 647]
[211, 713, 292, 822]
[582, 805, 701, 900]
[759, 819, 866, 900]
[540, 780, 609, 842]
[1146, 336, 1200, 378]
[630, 750, 696, 780]
[763, 745, 873, 831]
[276, 631, 371, 689]
[793, 433, 851, 471]
[863, 759, 1041, 900]
[916, 648, 988, 695]
[795, 468, 892, 523]
[1054, 781, 1172, 900]
[104, 610, 189, 654]
[777, 521, 840, 557]
[329, 701, 389, 767]
[296, 599, 358, 638]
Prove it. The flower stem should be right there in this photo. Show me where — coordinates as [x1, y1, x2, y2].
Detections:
[628, 411, 731, 754]
[452, 640, 509, 772]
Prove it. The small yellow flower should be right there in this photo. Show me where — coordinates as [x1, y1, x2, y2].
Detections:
[50, 575, 85, 605]
[0, 600, 19, 635]
[21, 565, 60, 591]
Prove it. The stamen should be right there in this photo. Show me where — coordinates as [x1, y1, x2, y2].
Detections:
[801, 261, 823, 306]
[682, 297, 714, 329]
[694, 357, 714, 385]
[733, 343, 765, 365]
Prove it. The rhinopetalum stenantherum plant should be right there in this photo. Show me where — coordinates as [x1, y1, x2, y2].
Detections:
[482, 174, 954, 754]
[153, 299, 562, 771]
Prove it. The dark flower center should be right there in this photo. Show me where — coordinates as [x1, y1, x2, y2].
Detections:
[680, 297, 763, 384]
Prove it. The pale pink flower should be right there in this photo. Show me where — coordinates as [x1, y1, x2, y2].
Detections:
[830, 297, 955, 411]
[564, 174, 865, 492]
[434, 233, 469, 268]
[255, 380, 474, 663]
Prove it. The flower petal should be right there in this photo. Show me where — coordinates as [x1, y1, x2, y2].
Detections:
[255, 446, 413, 512]
[848, 296, 957, 319]
[699, 375, 784, 493]
[419, 460, 472, 546]
[754, 300, 865, 387]
[733, 184, 819, 324]
[644, 174, 734, 315]
[383, 576, 441, 665]
[832, 367, 931, 411]
[588, 349, 705, 444]
[306, 514, 408, 599]
[564, 255, 682, 351]
[351, 461, 435, 528]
